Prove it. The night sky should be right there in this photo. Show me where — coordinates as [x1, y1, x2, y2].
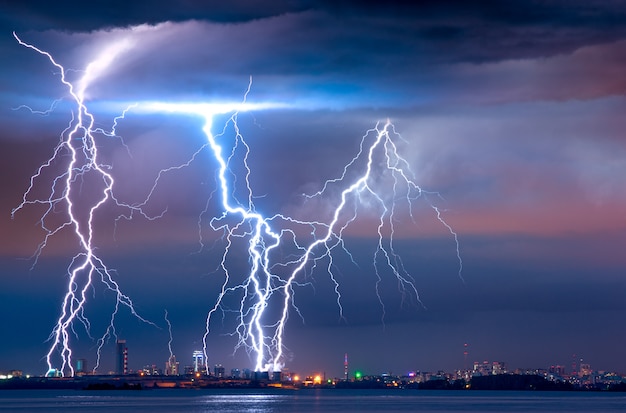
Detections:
[1, 1, 626, 377]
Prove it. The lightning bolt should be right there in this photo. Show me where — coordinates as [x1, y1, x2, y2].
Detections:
[13, 30, 462, 376]
[164, 310, 174, 361]
[134, 104, 462, 373]
[11, 32, 154, 376]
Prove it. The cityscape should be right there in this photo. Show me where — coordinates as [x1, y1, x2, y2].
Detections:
[2, 339, 625, 391]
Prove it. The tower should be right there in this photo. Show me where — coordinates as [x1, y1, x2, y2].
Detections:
[193, 350, 205, 374]
[344, 353, 348, 381]
[116, 339, 127, 375]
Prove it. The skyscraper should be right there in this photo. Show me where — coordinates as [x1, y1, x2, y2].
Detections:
[192, 350, 205, 374]
[76, 358, 87, 376]
[116, 339, 127, 375]
[165, 354, 179, 375]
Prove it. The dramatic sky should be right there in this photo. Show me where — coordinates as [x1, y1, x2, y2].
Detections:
[1, 0, 626, 377]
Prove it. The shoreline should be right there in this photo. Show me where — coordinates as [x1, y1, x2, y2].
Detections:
[1, 374, 625, 392]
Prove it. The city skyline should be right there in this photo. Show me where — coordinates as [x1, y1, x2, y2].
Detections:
[6, 339, 621, 385]
[1, 1, 626, 376]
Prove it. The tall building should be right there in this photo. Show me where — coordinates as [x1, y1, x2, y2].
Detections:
[192, 350, 205, 374]
[116, 339, 128, 375]
[165, 355, 179, 375]
[76, 358, 87, 376]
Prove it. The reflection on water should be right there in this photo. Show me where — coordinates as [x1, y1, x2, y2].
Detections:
[1, 389, 625, 413]
[194, 394, 285, 413]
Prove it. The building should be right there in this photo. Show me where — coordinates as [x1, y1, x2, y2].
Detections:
[165, 355, 179, 376]
[492, 361, 506, 375]
[141, 364, 161, 376]
[116, 339, 128, 375]
[76, 358, 88, 376]
[192, 350, 205, 374]
[580, 363, 592, 377]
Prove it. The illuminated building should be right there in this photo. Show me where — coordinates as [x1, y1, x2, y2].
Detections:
[214, 364, 225, 378]
[472, 360, 505, 376]
[76, 358, 87, 376]
[192, 350, 205, 373]
[492, 361, 505, 375]
[580, 362, 592, 377]
[116, 339, 127, 375]
[141, 364, 161, 376]
[165, 355, 179, 375]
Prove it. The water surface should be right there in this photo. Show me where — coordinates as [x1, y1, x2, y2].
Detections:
[1, 388, 625, 412]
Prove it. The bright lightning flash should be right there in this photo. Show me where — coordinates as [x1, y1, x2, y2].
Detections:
[180, 108, 463, 373]
[11, 32, 154, 376]
[13, 32, 461, 376]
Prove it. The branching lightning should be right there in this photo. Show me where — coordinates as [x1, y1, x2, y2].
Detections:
[11, 32, 154, 376]
[138, 102, 462, 372]
[13, 31, 461, 376]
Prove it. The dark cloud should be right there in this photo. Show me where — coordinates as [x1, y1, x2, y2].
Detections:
[0, 0, 310, 30]
[314, 0, 626, 63]
[4, 1, 626, 68]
